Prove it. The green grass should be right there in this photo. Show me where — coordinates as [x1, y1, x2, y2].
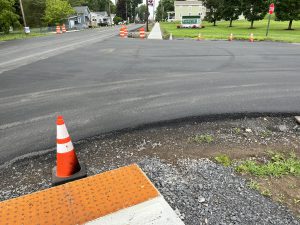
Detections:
[236, 152, 300, 177]
[188, 134, 214, 144]
[215, 154, 232, 166]
[0, 32, 49, 41]
[160, 19, 300, 43]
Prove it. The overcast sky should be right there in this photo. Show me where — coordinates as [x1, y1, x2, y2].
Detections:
[142, 0, 160, 19]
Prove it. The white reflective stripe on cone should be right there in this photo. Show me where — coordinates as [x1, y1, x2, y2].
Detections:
[57, 141, 74, 153]
[57, 124, 70, 139]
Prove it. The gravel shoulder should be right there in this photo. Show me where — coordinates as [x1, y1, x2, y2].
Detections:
[0, 115, 300, 225]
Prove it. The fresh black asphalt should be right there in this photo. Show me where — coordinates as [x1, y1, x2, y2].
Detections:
[0, 32, 300, 165]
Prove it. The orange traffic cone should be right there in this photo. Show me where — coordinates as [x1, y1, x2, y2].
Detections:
[124, 28, 128, 38]
[249, 33, 254, 42]
[139, 27, 145, 39]
[228, 33, 233, 41]
[56, 25, 61, 34]
[120, 27, 125, 38]
[52, 115, 86, 186]
[61, 24, 66, 33]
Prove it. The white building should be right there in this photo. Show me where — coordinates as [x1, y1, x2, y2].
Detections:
[90, 12, 114, 26]
[173, 0, 206, 21]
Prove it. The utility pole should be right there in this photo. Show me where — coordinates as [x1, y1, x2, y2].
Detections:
[125, 0, 128, 23]
[153, 0, 155, 21]
[161, 1, 164, 22]
[130, 1, 132, 23]
[146, 0, 149, 31]
[19, 0, 27, 28]
[108, 1, 112, 26]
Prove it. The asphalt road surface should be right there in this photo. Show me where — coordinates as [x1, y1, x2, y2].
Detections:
[1, 33, 300, 165]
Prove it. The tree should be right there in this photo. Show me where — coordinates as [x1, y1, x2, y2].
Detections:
[242, 0, 268, 28]
[86, 0, 106, 11]
[222, 0, 242, 27]
[275, 0, 300, 30]
[113, 15, 122, 24]
[69, 0, 116, 15]
[136, 4, 146, 22]
[128, 0, 142, 22]
[110, 3, 116, 14]
[0, 0, 20, 33]
[116, 0, 126, 20]
[44, 0, 75, 25]
[156, 0, 174, 22]
[68, 0, 87, 7]
[23, 0, 46, 27]
[203, 0, 224, 26]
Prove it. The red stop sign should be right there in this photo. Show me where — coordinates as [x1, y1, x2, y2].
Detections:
[269, 3, 275, 14]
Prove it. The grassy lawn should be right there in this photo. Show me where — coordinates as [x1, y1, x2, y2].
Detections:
[0, 32, 49, 42]
[160, 19, 300, 42]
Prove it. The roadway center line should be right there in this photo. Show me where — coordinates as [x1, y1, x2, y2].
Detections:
[0, 113, 57, 130]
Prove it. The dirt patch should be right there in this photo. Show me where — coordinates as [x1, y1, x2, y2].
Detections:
[254, 176, 300, 216]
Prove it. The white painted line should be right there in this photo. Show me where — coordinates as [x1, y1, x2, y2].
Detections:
[0, 25, 142, 74]
[85, 196, 185, 225]
[0, 113, 57, 130]
[0, 33, 115, 67]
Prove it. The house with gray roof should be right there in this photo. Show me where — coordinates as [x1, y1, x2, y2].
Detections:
[68, 6, 91, 29]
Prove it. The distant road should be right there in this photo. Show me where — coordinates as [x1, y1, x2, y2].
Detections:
[1, 36, 300, 165]
[0, 24, 142, 74]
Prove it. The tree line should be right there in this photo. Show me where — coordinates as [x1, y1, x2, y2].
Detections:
[115, 0, 142, 22]
[156, 0, 300, 30]
[0, 0, 116, 33]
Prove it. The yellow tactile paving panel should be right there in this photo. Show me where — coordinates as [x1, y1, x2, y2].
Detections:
[0, 164, 159, 225]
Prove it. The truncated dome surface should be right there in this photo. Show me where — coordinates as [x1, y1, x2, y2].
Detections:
[0, 164, 159, 225]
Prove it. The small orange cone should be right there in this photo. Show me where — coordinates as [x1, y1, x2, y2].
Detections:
[124, 28, 128, 38]
[120, 27, 125, 38]
[139, 27, 145, 39]
[52, 115, 86, 186]
[249, 33, 254, 42]
[61, 24, 66, 33]
[56, 25, 61, 34]
[228, 33, 233, 41]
